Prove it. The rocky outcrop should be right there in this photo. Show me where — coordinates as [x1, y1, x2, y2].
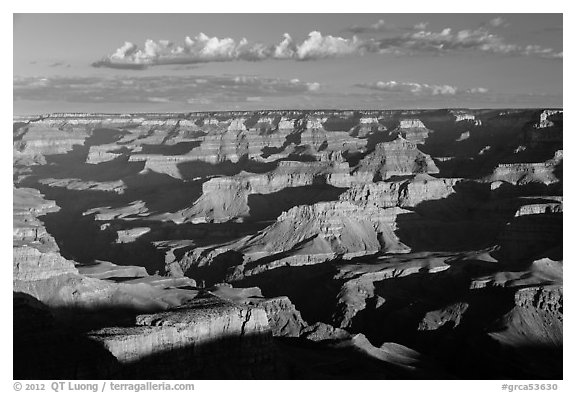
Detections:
[332, 252, 451, 328]
[14, 124, 89, 165]
[13, 187, 79, 288]
[238, 201, 409, 261]
[488, 150, 562, 185]
[352, 116, 386, 137]
[536, 110, 562, 129]
[300, 127, 367, 156]
[257, 296, 308, 337]
[13, 188, 198, 311]
[340, 174, 459, 209]
[417, 302, 470, 331]
[88, 295, 282, 378]
[179, 202, 411, 284]
[488, 284, 562, 378]
[172, 159, 350, 223]
[526, 110, 562, 147]
[395, 119, 432, 144]
[354, 136, 439, 181]
[453, 112, 482, 126]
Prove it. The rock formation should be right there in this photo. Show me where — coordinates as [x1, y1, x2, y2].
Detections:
[354, 136, 439, 181]
[13, 109, 563, 379]
[395, 119, 432, 144]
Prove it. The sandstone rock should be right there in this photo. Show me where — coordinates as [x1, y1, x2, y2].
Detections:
[418, 302, 470, 331]
[536, 110, 562, 129]
[354, 136, 439, 181]
[14, 124, 89, 165]
[395, 119, 432, 144]
[300, 322, 351, 341]
[257, 296, 308, 337]
[88, 296, 282, 378]
[487, 150, 562, 186]
[489, 284, 563, 365]
[340, 174, 459, 209]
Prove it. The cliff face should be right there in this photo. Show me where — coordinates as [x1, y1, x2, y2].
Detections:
[395, 119, 432, 144]
[178, 201, 411, 284]
[89, 296, 281, 379]
[488, 150, 562, 186]
[13, 187, 79, 295]
[340, 174, 459, 209]
[354, 136, 439, 181]
[14, 124, 89, 166]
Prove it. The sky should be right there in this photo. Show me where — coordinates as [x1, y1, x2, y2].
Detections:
[13, 13, 563, 114]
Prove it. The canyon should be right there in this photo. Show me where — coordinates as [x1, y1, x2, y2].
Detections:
[13, 108, 562, 379]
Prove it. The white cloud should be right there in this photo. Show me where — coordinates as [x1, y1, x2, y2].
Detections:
[373, 26, 562, 59]
[147, 97, 170, 103]
[347, 19, 398, 33]
[273, 33, 297, 59]
[357, 80, 489, 96]
[110, 41, 139, 60]
[487, 17, 507, 28]
[306, 82, 321, 92]
[296, 31, 361, 60]
[96, 31, 362, 67]
[466, 87, 489, 94]
[93, 25, 562, 69]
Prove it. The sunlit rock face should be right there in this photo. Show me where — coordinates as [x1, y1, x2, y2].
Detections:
[536, 110, 562, 129]
[88, 296, 282, 379]
[340, 174, 460, 209]
[354, 136, 439, 181]
[487, 150, 562, 186]
[13, 124, 89, 165]
[13, 109, 563, 379]
[13, 187, 79, 293]
[393, 119, 432, 144]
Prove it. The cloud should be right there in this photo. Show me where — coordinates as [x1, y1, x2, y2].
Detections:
[49, 61, 70, 68]
[273, 33, 297, 59]
[357, 80, 489, 96]
[13, 74, 322, 105]
[92, 60, 148, 70]
[346, 19, 429, 34]
[466, 87, 489, 94]
[414, 22, 429, 31]
[487, 17, 508, 28]
[346, 19, 398, 34]
[295, 31, 361, 60]
[93, 25, 562, 69]
[94, 32, 363, 68]
[371, 26, 562, 59]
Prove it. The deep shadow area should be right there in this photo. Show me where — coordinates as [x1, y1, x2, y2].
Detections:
[339, 261, 562, 379]
[232, 262, 342, 324]
[416, 109, 544, 179]
[322, 113, 361, 132]
[177, 156, 278, 180]
[15, 290, 449, 380]
[139, 140, 201, 155]
[393, 181, 501, 252]
[246, 185, 347, 222]
[13, 292, 121, 379]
